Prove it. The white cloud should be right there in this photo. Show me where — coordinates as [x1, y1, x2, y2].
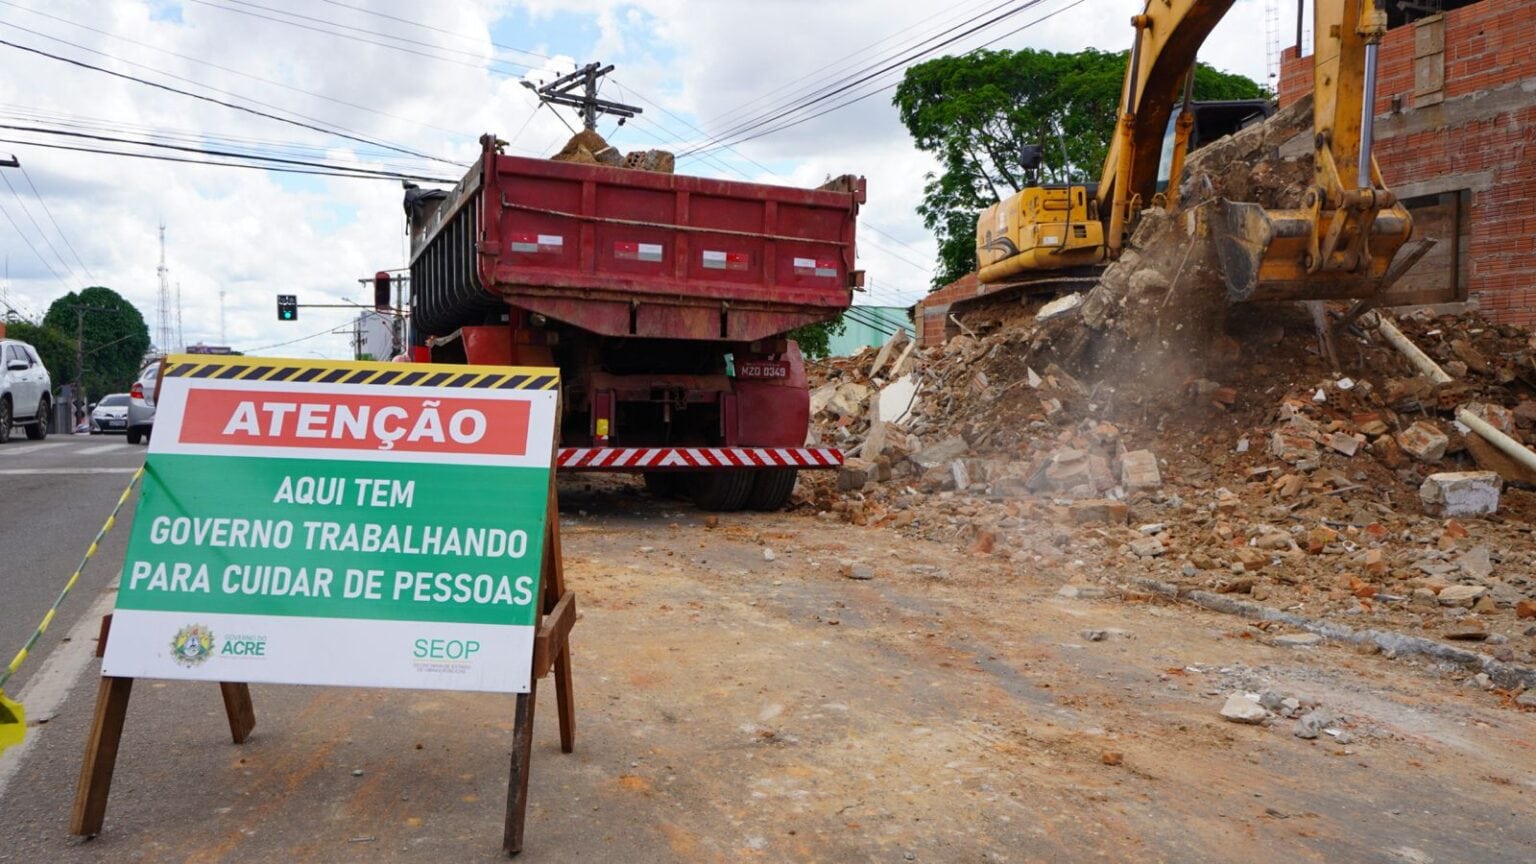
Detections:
[0, 0, 1276, 356]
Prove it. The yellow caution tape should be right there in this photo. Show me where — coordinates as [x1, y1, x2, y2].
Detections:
[0, 467, 143, 754]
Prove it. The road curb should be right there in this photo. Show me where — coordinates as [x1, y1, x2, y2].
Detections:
[1124, 576, 1536, 691]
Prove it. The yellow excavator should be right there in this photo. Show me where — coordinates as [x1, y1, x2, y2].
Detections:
[975, 0, 1413, 303]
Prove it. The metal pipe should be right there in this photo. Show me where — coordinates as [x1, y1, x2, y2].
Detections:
[1358, 41, 1379, 187]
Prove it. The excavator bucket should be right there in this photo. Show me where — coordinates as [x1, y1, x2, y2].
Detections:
[1205, 198, 1413, 303]
[0, 689, 24, 754]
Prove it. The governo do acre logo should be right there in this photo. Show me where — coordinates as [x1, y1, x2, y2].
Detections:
[170, 624, 216, 667]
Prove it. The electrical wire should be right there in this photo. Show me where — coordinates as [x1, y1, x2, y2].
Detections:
[314, 0, 551, 63]
[242, 321, 352, 354]
[21, 164, 101, 286]
[0, 106, 446, 172]
[184, 0, 531, 75]
[678, 0, 1036, 158]
[0, 195, 71, 292]
[0, 171, 79, 287]
[0, 124, 455, 182]
[0, 30, 461, 167]
[0, 137, 453, 182]
[692, 0, 1087, 156]
[0, 1, 472, 141]
[698, 0, 1009, 136]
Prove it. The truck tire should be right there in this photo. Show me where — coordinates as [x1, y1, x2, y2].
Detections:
[689, 470, 753, 512]
[23, 398, 48, 440]
[745, 469, 797, 511]
[643, 471, 683, 498]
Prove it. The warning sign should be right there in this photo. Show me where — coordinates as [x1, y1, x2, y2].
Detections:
[101, 356, 560, 693]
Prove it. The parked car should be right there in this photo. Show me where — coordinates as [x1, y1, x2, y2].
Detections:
[90, 393, 131, 434]
[127, 358, 162, 445]
[0, 337, 52, 443]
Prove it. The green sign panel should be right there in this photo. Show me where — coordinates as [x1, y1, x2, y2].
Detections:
[102, 356, 560, 693]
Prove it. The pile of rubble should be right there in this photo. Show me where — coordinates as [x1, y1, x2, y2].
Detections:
[550, 129, 675, 173]
[802, 306, 1536, 676]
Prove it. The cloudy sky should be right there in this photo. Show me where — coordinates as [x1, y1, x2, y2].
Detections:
[0, 0, 1275, 358]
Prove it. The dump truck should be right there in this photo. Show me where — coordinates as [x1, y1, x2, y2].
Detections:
[400, 134, 865, 511]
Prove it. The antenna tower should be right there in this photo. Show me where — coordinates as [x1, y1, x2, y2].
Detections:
[1265, 0, 1281, 81]
[156, 221, 172, 352]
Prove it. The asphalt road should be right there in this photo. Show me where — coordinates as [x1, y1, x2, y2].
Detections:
[0, 434, 145, 695]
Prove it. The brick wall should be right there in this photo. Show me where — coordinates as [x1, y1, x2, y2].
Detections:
[915, 272, 980, 347]
[1279, 0, 1536, 324]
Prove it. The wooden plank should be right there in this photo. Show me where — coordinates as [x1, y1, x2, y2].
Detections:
[530, 592, 576, 680]
[553, 638, 575, 755]
[70, 676, 133, 836]
[502, 687, 537, 856]
[218, 682, 257, 744]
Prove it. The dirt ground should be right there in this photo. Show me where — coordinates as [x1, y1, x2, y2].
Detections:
[3, 474, 1532, 863]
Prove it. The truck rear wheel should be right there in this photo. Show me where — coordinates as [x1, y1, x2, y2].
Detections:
[689, 470, 753, 512]
[642, 471, 683, 498]
[745, 469, 798, 511]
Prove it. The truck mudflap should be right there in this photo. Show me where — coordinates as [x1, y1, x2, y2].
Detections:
[558, 446, 842, 471]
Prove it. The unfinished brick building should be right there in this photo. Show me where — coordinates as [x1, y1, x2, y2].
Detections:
[1279, 0, 1536, 324]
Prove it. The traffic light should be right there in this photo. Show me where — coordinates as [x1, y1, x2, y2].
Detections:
[277, 294, 297, 321]
[373, 271, 392, 311]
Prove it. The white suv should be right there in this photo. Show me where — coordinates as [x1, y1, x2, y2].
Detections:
[0, 338, 53, 443]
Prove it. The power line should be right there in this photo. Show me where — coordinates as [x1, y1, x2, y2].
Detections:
[693, 0, 1086, 156]
[698, 0, 1000, 134]
[17, 163, 99, 286]
[0, 1, 473, 141]
[242, 321, 351, 354]
[0, 137, 454, 183]
[0, 105, 445, 172]
[0, 30, 461, 167]
[0, 194, 71, 292]
[0, 170, 79, 287]
[314, 0, 551, 63]
[0, 123, 455, 182]
[184, 0, 531, 75]
[679, 0, 1036, 158]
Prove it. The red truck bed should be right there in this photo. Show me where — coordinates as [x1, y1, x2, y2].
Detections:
[409, 135, 865, 341]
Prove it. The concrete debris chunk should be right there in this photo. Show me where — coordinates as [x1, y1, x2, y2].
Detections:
[910, 436, 969, 470]
[1119, 449, 1162, 490]
[1035, 292, 1084, 322]
[950, 459, 971, 491]
[1219, 693, 1268, 725]
[1129, 536, 1165, 558]
[1436, 584, 1486, 607]
[1398, 421, 1449, 463]
[1273, 633, 1323, 647]
[1069, 499, 1129, 525]
[1419, 471, 1502, 518]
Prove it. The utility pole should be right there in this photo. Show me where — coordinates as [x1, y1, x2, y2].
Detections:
[521, 63, 641, 131]
[69, 303, 114, 428]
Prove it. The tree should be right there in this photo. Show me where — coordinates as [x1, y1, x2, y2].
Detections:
[42, 286, 151, 400]
[2, 320, 76, 385]
[788, 316, 847, 361]
[895, 48, 1268, 289]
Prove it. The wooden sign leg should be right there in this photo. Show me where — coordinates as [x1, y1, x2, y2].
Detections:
[70, 675, 133, 836]
[503, 685, 537, 855]
[218, 682, 257, 744]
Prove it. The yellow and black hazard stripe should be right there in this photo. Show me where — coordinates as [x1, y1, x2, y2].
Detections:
[161, 355, 560, 390]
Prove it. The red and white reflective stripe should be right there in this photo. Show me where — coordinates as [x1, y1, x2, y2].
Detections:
[557, 447, 843, 470]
